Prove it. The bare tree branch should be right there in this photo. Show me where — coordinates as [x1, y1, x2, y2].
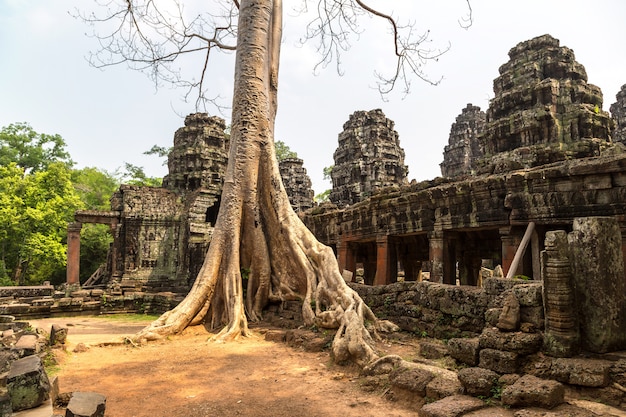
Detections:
[297, 0, 473, 98]
[74, 0, 239, 112]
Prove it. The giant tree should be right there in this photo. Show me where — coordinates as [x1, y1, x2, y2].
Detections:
[83, 0, 470, 365]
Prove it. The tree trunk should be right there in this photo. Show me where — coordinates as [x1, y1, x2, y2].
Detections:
[135, 0, 396, 366]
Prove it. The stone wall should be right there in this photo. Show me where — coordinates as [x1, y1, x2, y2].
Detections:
[440, 104, 486, 178]
[350, 278, 543, 340]
[329, 109, 408, 207]
[611, 84, 626, 144]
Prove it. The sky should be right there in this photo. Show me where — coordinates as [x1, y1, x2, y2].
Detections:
[1, 1, 625, 195]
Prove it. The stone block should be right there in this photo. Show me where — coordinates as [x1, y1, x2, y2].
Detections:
[418, 340, 448, 359]
[479, 348, 518, 374]
[483, 278, 526, 296]
[0, 389, 11, 417]
[479, 327, 542, 355]
[457, 367, 499, 397]
[551, 358, 612, 388]
[389, 366, 434, 396]
[7, 355, 50, 411]
[13, 334, 39, 357]
[50, 324, 68, 346]
[512, 283, 543, 307]
[485, 308, 501, 327]
[419, 394, 486, 417]
[520, 306, 544, 329]
[447, 337, 480, 366]
[425, 375, 463, 401]
[501, 374, 564, 409]
[66, 392, 106, 417]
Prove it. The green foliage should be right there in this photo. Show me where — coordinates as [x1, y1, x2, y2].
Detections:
[275, 140, 298, 161]
[314, 189, 331, 203]
[0, 122, 73, 173]
[80, 224, 113, 281]
[322, 165, 333, 181]
[0, 162, 85, 284]
[71, 167, 119, 210]
[119, 162, 162, 187]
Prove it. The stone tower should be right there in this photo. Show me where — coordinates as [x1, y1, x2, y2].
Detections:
[329, 109, 408, 207]
[440, 103, 486, 178]
[476, 34, 614, 174]
[610, 84, 626, 144]
[279, 158, 314, 212]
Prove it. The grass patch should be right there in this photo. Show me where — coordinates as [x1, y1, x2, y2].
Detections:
[95, 313, 160, 322]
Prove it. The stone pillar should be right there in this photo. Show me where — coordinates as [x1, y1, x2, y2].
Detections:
[568, 217, 626, 353]
[500, 227, 523, 277]
[66, 222, 82, 285]
[373, 235, 395, 285]
[336, 239, 356, 277]
[428, 230, 444, 283]
[541, 230, 579, 357]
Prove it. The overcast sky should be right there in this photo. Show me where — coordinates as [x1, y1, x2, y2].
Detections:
[1, 1, 625, 194]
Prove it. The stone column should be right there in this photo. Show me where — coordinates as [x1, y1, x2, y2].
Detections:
[336, 239, 356, 277]
[66, 222, 82, 285]
[428, 230, 444, 283]
[373, 235, 395, 285]
[568, 217, 626, 353]
[500, 227, 523, 277]
[542, 230, 579, 357]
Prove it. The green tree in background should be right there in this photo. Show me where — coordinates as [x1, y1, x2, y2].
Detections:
[0, 162, 84, 285]
[275, 140, 297, 161]
[0, 122, 73, 173]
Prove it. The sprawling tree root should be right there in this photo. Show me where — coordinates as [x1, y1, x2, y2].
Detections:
[134, 0, 398, 366]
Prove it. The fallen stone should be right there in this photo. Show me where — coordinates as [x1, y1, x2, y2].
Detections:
[425, 374, 463, 401]
[50, 324, 68, 346]
[66, 392, 106, 417]
[7, 355, 50, 411]
[13, 334, 39, 357]
[419, 339, 448, 359]
[389, 366, 435, 397]
[512, 403, 596, 417]
[447, 337, 480, 366]
[0, 389, 11, 417]
[458, 367, 499, 397]
[480, 348, 519, 374]
[551, 357, 612, 388]
[419, 394, 486, 417]
[501, 374, 564, 409]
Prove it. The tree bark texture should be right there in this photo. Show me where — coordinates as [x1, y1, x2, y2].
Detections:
[135, 0, 396, 366]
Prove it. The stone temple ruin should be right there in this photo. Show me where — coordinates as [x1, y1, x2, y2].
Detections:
[4, 33, 626, 415]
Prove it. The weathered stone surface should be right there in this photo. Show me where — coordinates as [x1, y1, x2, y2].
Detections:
[389, 366, 434, 397]
[279, 158, 314, 213]
[541, 230, 579, 357]
[512, 404, 596, 417]
[550, 358, 612, 387]
[512, 284, 543, 307]
[66, 392, 106, 417]
[329, 109, 408, 207]
[441, 103, 486, 178]
[7, 355, 50, 411]
[479, 348, 519, 374]
[479, 327, 543, 355]
[447, 337, 480, 366]
[610, 84, 626, 144]
[419, 394, 486, 417]
[497, 292, 520, 331]
[501, 374, 565, 409]
[50, 324, 67, 345]
[568, 217, 626, 353]
[418, 339, 448, 359]
[425, 375, 463, 401]
[477, 34, 613, 175]
[457, 367, 499, 397]
[0, 389, 11, 417]
[13, 334, 39, 357]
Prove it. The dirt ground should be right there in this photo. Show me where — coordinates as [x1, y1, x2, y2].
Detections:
[31, 316, 421, 417]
